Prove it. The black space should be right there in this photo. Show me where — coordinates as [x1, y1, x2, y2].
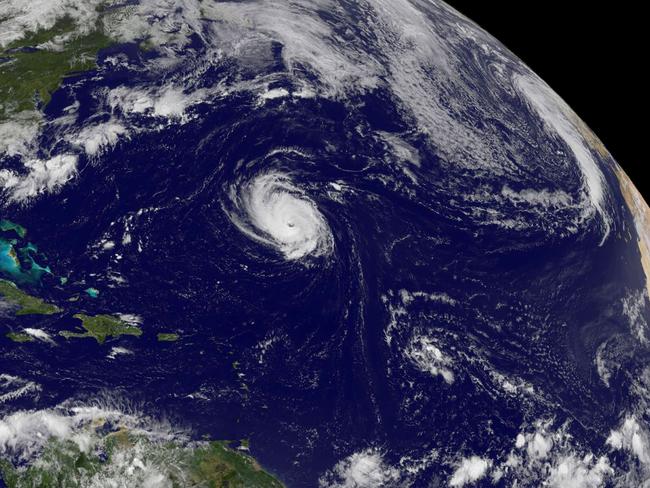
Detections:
[444, 1, 646, 199]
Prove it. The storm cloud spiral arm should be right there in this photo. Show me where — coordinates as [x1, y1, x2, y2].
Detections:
[226, 172, 334, 261]
[0, 0, 649, 487]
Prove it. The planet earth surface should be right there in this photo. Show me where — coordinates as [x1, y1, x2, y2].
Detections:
[1, 1, 649, 487]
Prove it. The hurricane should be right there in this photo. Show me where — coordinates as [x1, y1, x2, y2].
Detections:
[1, 0, 650, 486]
[226, 172, 334, 261]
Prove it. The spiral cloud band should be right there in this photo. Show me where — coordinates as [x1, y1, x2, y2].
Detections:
[227, 172, 333, 260]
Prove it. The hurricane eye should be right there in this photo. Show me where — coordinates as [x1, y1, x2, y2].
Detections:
[226, 172, 333, 260]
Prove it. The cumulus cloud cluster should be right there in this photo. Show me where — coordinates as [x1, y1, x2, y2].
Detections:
[607, 416, 650, 486]
[442, 417, 650, 488]
[0, 0, 103, 48]
[0, 402, 195, 487]
[0, 154, 78, 203]
[317, 416, 650, 488]
[319, 448, 400, 488]
[404, 334, 455, 385]
[449, 456, 491, 487]
[70, 121, 128, 157]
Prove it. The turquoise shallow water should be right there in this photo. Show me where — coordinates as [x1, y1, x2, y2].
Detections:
[0, 228, 51, 285]
[0, 239, 20, 277]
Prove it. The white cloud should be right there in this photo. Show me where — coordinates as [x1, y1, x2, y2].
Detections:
[201, 0, 382, 99]
[225, 171, 334, 260]
[259, 87, 290, 103]
[515, 74, 611, 243]
[501, 185, 572, 208]
[0, 154, 78, 203]
[607, 416, 650, 466]
[622, 290, 648, 344]
[22, 328, 55, 344]
[153, 86, 198, 118]
[379, 132, 421, 168]
[0, 402, 202, 486]
[116, 314, 143, 326]
[71, 121, 127, 156]
[527, 432, 553, 460]
[0, 0, 103, 48]
[319, 448, 401, 488]
[102, 0, 204, 53]
[107, 85, 208, 121]
[594, 342, 614, 387]
[491, 419, 635, 487]
[107, 347, 134, 359]
[0, 113, 40, 157]
[0, 375, 41, 405]
[547, 454, 612, 488]
[399, 289, 457, 307]
[449, 456, 491, 487]
[404, 335, 455, 385]
[0, 409, 73, 458]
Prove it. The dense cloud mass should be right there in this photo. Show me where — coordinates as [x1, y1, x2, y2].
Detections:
[1, 1, 649, 487]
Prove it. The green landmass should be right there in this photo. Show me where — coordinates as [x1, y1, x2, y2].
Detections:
[187, 441, 283, 487]
[0, 220, 26, 238]
[0, 279, 60, 315]
[157, 332, 179, 342]
[0, 14, 113, 120]
[0, 425, 284, 488]
[59, 313, 142, 344]
[5, 331, 34, 343]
